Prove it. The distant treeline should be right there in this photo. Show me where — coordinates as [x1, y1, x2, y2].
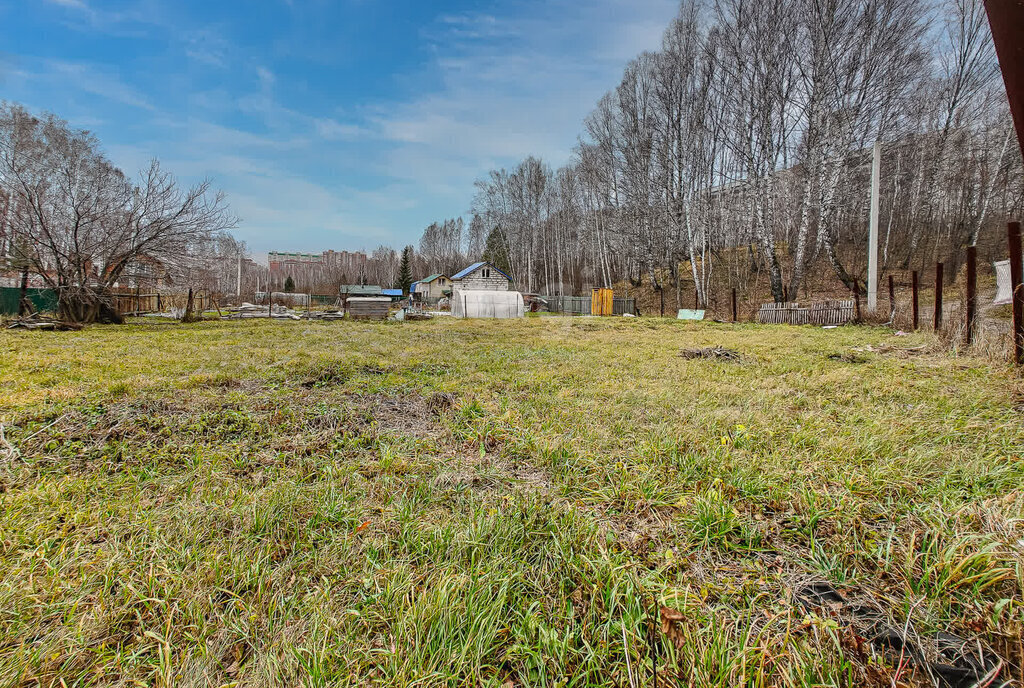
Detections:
[417, 0, 1023, 303]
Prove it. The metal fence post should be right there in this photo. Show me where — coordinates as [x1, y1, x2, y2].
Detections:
[1008, 222, 1024, 365]
[911, 270, 919, 330]
[888, 275, 896, 321]
[966, 246, 977, 345]
[934, 263, 943, 331]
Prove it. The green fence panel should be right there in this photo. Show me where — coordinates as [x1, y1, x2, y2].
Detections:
[0, 287, 58, 315]
[311, 294, 339, 306]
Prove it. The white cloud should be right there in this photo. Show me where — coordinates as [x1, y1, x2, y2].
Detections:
[182, 28, 232, 68]
[41, 60, 155, 110]
[45, 0, 89, 9]
[314, 118, 367, 141]
[256, 66, 276, 87]
[372, 0, 676, 182]
[434, 13, 519, 40]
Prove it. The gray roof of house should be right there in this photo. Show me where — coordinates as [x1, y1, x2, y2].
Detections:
[339, 285, 382, 296]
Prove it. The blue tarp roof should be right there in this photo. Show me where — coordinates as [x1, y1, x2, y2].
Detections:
[381, 288, 403, 297]
[451, 261, 511, 281]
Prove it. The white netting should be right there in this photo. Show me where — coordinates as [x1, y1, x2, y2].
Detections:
[994, 260, 1012, 305]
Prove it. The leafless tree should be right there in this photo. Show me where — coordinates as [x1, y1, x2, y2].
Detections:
[0, 103, 236, 322]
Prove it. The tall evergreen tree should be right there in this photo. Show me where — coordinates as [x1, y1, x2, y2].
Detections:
[283, 275, 295, 293]
[396, 245, 413, 294]
[482, 226, 512, 277]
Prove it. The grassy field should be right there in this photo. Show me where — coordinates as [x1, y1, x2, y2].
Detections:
[0, 316, 1021, 687]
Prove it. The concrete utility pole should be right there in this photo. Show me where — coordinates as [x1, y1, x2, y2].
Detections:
[983, 0, 1024, 162]
[236, 253, 242, 297]
[867, 141, 881, 313]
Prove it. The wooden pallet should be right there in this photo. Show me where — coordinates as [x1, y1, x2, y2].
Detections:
[757, 300, 854, 326]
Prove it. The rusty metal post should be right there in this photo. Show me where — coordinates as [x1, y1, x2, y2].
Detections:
[888, 275, 896, 321]
[984, 1, 1024, 163]
[911, 270, 919, 330]
[1008, 222, 1024, 365]
[934, 263, 944, 331]
[732, 288, 738, 322]
[966, 246, 977, 345]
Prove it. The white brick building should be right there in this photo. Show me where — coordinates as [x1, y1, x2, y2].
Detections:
[450, 261, 511, 291]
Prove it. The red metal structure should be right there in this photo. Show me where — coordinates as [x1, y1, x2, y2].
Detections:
[984, 1, 1024, 161]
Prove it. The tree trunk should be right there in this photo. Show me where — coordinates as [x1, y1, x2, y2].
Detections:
[17, 268, 33, 316]
[181, 288, 199, 323]
[57, 288, 123, 325]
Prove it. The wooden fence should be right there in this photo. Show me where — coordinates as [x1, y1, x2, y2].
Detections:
[0, 287, 215, 316]
[109, 291, 212, 314]
[757, 300, 854, 326]
[545, 295, 636, 315]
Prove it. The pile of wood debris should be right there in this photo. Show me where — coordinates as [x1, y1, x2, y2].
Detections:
[305, 310, 347, 321]
[5, 315, 82, 331]
[221, 303, 349, 321]
[678, 346, 742, 361]
[223, 303, 302, 320]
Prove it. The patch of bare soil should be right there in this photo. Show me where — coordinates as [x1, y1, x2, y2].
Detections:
[591, 503, 676, 553]
[1, 387, 455, 484]
[339, 391, 455, 439]
[827, 351, 869, 364]
[853, 343, 929, 358]
[431, 442, 552, 495]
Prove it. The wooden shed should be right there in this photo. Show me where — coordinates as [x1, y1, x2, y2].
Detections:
[346, 296, 391, 320]
[339, 284, 383, 309]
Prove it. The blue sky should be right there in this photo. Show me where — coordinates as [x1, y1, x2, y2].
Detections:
[0, 0, 677, 259]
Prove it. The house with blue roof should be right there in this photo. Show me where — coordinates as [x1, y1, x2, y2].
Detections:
[450, 261, 511, 292]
